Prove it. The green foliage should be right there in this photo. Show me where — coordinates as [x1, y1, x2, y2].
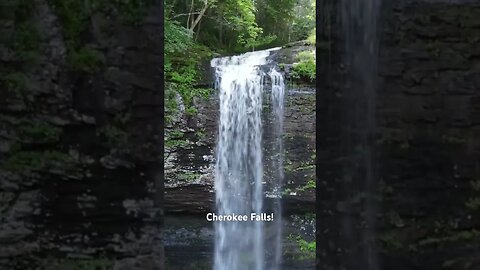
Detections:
[165, 130, 190, 149]
[244, 34, 277, 50]
[3, 151, 72, 173]
[68, 47, 104, 73]
[291, 51, 316, 83]
[222, 0, 263, 47]
[164, 20, 193, 56]
[307, 28, 316, 45]
[195, 128, 206, 140]
[298, 180, 316, 191]
[284, 159, 315, 172]
[288, 234, 315, 259]
[178, 171, 202, 182]
[168, 130, 184, 139]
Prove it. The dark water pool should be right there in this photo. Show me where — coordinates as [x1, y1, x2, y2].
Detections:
[164, 215, 315, 270]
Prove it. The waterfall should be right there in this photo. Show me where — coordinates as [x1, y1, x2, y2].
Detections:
[269, 68, 285, 270]
[211, 47, 284, 270]
[342, 0, 381, 269]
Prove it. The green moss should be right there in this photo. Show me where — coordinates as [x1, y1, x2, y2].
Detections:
[18, 122, 62, 142]
[168, 130, 184, 139]
[165, 130, 191, 149]
[195, 128, 206, 140]
[306, 28, 315, 45]
[284, 159, 315, 173]
[177, 171, 202, 182]
[3, 150, 72, 173]
[68, 47, 104, 73]
[288, 234, 315, 259]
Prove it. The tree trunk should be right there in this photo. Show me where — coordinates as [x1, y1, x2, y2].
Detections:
[187, 0, 194, 28]
[189, 0, 209, 33]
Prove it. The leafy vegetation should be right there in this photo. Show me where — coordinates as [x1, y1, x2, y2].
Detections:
[177, 171, 202, 182]
[165, 130, 191, 149]
[288, 234, 315, 259]
[298, 179, 316, 191]
[164, 0, 315, 124]
[291, 50, 316, 83]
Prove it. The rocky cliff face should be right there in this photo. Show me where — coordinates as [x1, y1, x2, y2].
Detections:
[0, 0, 163, 268]
[318, 0, 480, 269]
[164, 44, 316, 215]
[163, 44, 317, 269]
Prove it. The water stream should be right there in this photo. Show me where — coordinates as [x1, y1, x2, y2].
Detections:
[211, 48, 285, 270]
[342, 0, 381, 269]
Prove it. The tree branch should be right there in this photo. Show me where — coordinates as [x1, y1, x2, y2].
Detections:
[189, 0, 209, 32]
[172, 12, 202, 19]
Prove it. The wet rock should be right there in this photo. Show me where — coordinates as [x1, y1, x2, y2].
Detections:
[0, 225, 32, 244]
[113, 255, 161, 270]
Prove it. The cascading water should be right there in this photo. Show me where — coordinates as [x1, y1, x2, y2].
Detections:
[341, 0, 381, 269]
[268, 68, 285, 270]
[211, 48, 285, 270]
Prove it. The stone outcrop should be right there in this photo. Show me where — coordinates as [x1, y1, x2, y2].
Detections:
[318, 0, 480, 269]
[164, 44, 316, 215]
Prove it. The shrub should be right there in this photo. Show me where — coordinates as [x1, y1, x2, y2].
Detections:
[291, 50, 315, 83]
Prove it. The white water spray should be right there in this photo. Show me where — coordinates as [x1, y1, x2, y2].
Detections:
[211, 47, 284, 270]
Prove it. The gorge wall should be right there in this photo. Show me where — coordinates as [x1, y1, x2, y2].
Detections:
[0, 0, 163, 269]
[318, 0, 480, 269]
[164, 43, 316, 215]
